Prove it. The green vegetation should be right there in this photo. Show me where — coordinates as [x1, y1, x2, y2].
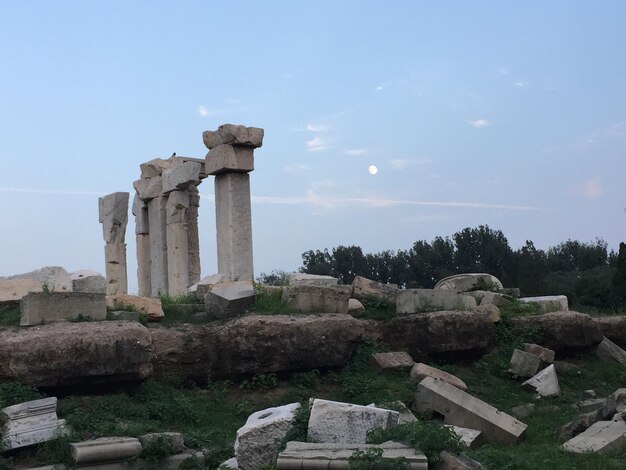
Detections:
[348, 447, 408, 469]
[0, 305, 20, 328]
[253, 285, 294, 315]
[359, 295, 396, 320]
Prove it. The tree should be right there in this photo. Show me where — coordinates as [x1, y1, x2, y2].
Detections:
[330, 245, 367, 284]
[514, 240, 546, 296]
[300, 249, 332, 276]
[612, 242, 626, 305]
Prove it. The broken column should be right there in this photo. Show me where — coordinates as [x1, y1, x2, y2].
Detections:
[133, 156, 205, 297]
[203, 124, 264, 281]
[98, 192, 129, 295]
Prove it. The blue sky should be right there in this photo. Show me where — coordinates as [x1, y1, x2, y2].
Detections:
[1, 1, 625, 291]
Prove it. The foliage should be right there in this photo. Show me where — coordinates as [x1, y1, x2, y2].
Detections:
[253, 285, 294, 315]
[367, 420, 463, 462]
[0, 382, 44, 409]
[0, 305, 21, 328]
[160, 294, 200, 306]
[256, 270, 290, 286]
[348, 447, 409, 469]
[499, 300, 541, 319]
[239, 373, 278, 391]
[612, 242, 626, 306]
[360, 295, 396, 320]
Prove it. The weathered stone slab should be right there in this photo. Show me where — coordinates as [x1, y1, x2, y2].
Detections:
[352, 276, 400, 302]
[434, 451, 483, 470]
[369, 352, 414, 371]
[596, 336, 626, 367]
[162, 161, 202, 193]
[563, 420, 626, 454]
[522, 343, 555, 363]
[368, 401, 417, 424]
[281, 285, 351, 314]
[578, 398, 608, 414]
[465, 290, 510, 307]
[288, 273, 339, 287]
[509, 349, 542, 378]
[1, 397, 68, 450]
[219, 457, 239, 469]
[558, 404, 616, 441]
[347, 298, 366, 317]
[522, 364, 560, 397]
[205, 144, 254, 175]
[70, 270, 106, 294]
[20, 292, 106, 326]
[98, 192, 129, 244]
[105, 294, 164, 320]
[190, 273, 226, 300]
[396, 289, 477, 314]
[307, 399, 399, 444]
[413, 377, 527, 445]
[203, 124, 264, 149]
[519, 295, 568, 313]
[276, 441, 428, 469]
[140, 158, 171, 179]
[70, 437, 142, 465]
[205, 281, 255, 318]
[410, 363, 468, 391]
[434, 273, 503, 292]
[473, 304, 501, 322]
[235, 403, 301, 470]
[0, 266, 72, 303]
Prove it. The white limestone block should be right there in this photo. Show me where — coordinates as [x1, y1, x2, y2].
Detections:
[133, 177, 162, 201]
[1, 397, 68, 450]
[519, 295, 568, 313]
[288, 273, 339, 287]
[307, 399, 399, 444]
[410, 363, 468, 391]
[522, 364, 560, 397]
[444, 425, 482, 448]
[234, 403, 301, 470]
[563, 420, 626, 454]
[396, 289, 477, 314]
[162, 161, 202, 193]
[70, 437, 142, 465]
[70, 270, 106, 294]
[98, 192, 129, 244]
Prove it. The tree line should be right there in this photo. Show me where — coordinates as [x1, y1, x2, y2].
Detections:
[300, 225, 626, 310]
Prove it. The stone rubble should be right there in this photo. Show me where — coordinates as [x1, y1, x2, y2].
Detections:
[1, 397, 68, 450]
[521, 364, 560, 397]
[410, 363, 468, 391]
[369, 351, 414, 371]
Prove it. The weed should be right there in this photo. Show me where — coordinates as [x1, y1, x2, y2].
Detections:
[500, 300, 542, 318]
[70, 314, 92, 322]
[239, 373, 278, 391]
[0, 305, 21, 328]
[160, 294, 200, 306]
[253, 286, 294, 315]
[0, 382, 44, 409]
[360, 295, 395, 320]
[348, 447, 409, 469]
[367, 420, 463, 462]
[256, 270, 290, 286]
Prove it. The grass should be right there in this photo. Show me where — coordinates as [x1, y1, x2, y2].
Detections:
[0, 305, 20, 328]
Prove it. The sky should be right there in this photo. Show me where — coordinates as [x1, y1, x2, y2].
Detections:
[1, 1, 625, 292]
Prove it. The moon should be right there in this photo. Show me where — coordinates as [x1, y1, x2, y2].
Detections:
[368, 165, 378, 175]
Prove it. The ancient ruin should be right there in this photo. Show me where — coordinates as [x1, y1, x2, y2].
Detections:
[98, 192, 129, 295]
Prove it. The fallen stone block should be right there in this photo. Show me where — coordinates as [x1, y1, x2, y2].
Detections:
[1, 397, 68, 450]
[20, 292, 106, 326]
[347, 298, 366, 317]
[434, 273, 503, 292]
[369, 352, 414, 371]
[444, 425, 482, 448]
[139, 432, 184, 455]
[578, 398, 608, 414]
[367, 401, 417, 424]
[558, 403, 616, 441]
[509, 349, 542, 378]
[352, 276, 400, 302]
[70, 270, 106, 294]
[608, 388, 626, 412]
[0, 266, 72, 304]
[522, 343, 555, 363]
[189, 273, 226, 300]
[413, 377, 527, 445]
[307, 399, 399, 444]
[465, 290, 510, 307]
[563, 420, 626, 454]
[70, 437, 142, 466]
[510, 403, 536, 419]
[205, 281, 255, 318]
[410, 363, 468, 391]
[235, 403, 301, 470]
[276, 441, 428, 469]
[219, 457, 239, 469]
[473, 304, 501, 322]
[288, 273, 339, 287]
[522, 364, 560, 397]
[434, 450, 483, 470]
[281, 285, 351, 314]
[519, 295, 568, 313]
[105, 294, 164, 321]
[396, 289, 477, 314]
[596, 336, 626, 367]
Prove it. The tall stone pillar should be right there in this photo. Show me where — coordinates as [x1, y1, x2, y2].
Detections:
[203, 124, 264, 281]
[186, 185, 201, 287]
[132, 195, 151, 297]
[147, 195, 168, 297]
[98, 192, 129, 295]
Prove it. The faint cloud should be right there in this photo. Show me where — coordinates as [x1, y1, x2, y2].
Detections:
[584, 122, 626, 146]
[306, 136, 329, 152]
[376, 85, 385, 91]
[197, 104, 236, 117]
[467, 119, 490, 129]
[498, 67, 509, 75]
[389, 159, 413, 170]
[311, 179, 336, 190]
[513, 81, 529, 88]
[306, 123, 328, 132]
[582, 177, 604, 199]
[0, 186, 106, 196]
[197, 105, 210, 117]
[284, 164, 313, 172]
[345, 148, 368, 156]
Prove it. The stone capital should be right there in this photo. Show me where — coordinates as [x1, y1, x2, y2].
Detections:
[203, 124, 264, 150]
[205, 144, 254, 175]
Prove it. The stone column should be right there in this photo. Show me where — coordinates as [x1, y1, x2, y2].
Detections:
[98, 192, 129, 295]
[203, 124, 264, 281]
[186, 185, 201, 287]
[132, 195, 151, 297]
[147, 195, 168, 297]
